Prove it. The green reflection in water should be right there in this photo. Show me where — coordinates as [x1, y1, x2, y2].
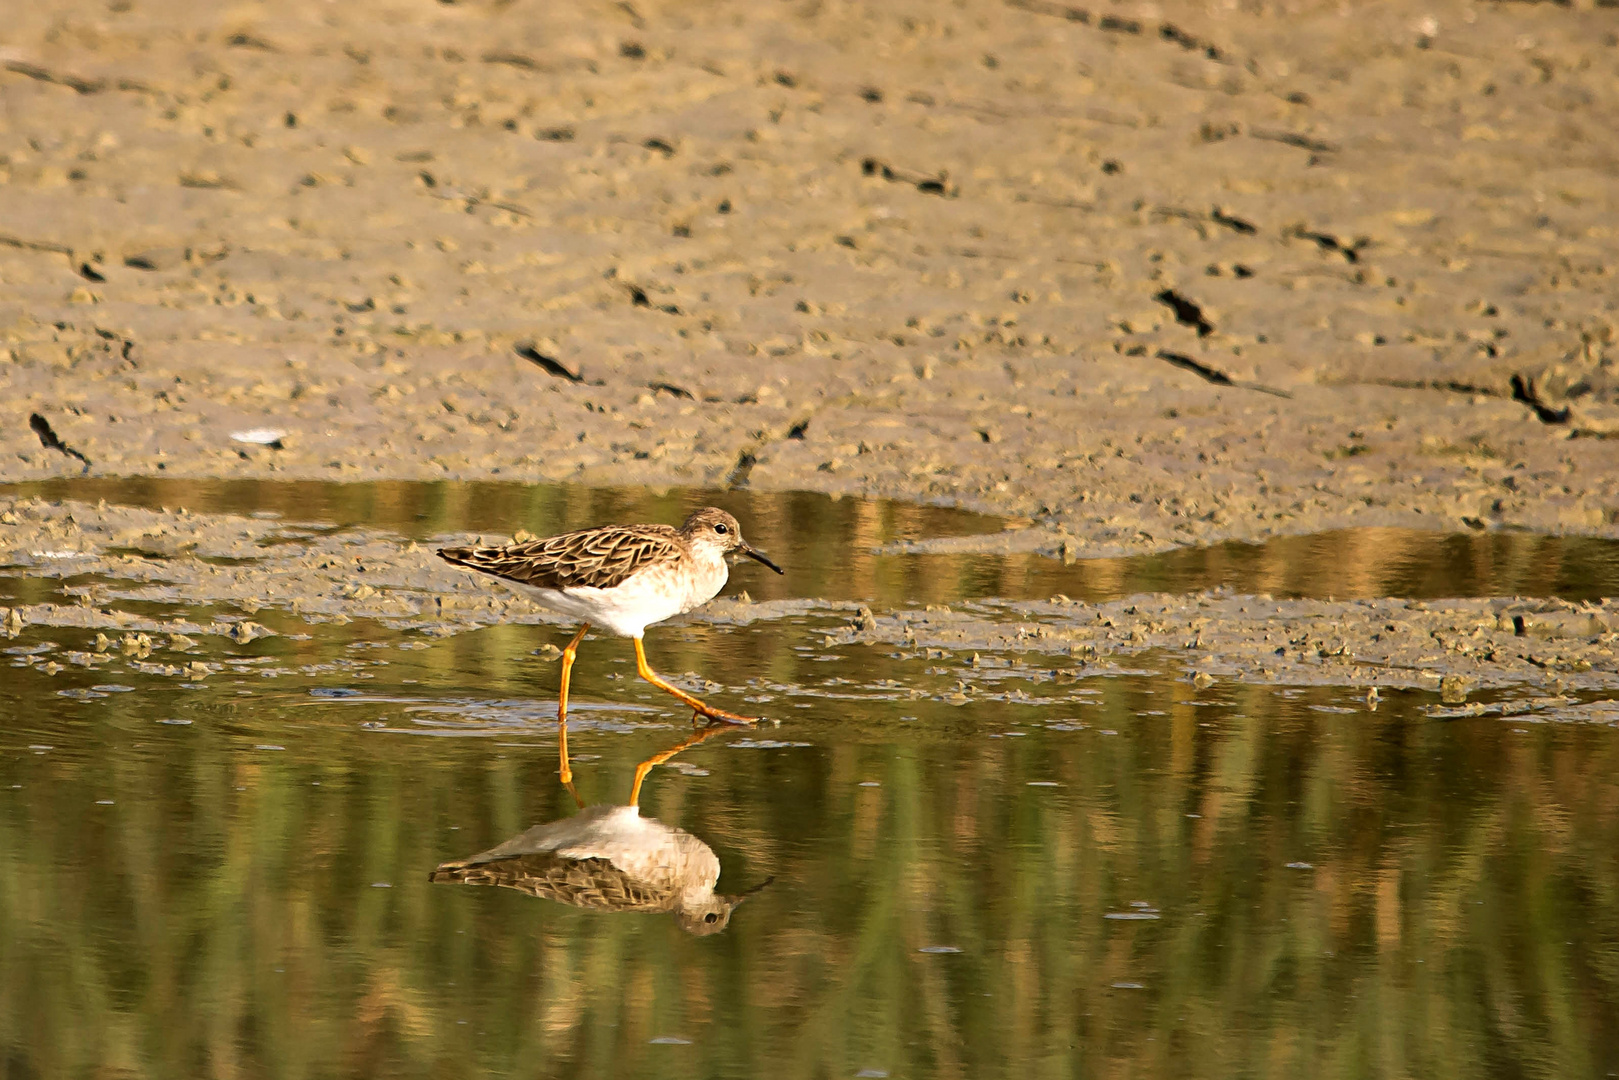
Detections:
[0, 480, 1617, 1078]
[1, 614, 1617, 1077]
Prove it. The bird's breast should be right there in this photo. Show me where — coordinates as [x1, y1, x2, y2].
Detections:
[680, 548, 730, 611]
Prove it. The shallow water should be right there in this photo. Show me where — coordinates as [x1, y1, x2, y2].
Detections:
[2, 480, 1618, 1078]
[9, 476, 1619, 604]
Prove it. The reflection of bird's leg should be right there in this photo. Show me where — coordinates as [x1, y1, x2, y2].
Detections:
[632, 636, 759, 725]
[628, 722, 731, 807]
[556, 624, 590, 787]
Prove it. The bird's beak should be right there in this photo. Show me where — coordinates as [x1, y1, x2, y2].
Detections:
[730, 876, 776, 905]
[740, 544, 784, 575]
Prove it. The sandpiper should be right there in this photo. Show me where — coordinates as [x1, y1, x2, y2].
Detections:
[429, 723, 769, 935]
[437, 507, 783, 770]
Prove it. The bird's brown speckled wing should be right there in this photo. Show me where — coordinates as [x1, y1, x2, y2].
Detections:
[429, 854, 674, 913]
[437, 524, 683, 590]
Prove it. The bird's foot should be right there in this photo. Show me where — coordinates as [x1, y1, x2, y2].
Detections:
[692, 705, 759, 726]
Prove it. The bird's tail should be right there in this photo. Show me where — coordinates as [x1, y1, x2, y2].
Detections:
[436, 545, 477, 567]
[429, 860, 494, 885]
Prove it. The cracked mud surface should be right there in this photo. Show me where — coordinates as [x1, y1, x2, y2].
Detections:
[3, 0, 1619, 561]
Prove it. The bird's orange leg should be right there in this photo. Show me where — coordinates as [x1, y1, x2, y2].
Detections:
[628, 722, 731, 807]
[556, 624, 590, 791]
[632, 636, 760, 725]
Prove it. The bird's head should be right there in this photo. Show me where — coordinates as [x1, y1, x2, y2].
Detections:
[679, 507, 783, 575]
[674, 896, 739, 936]
[672, 875, 775, 936]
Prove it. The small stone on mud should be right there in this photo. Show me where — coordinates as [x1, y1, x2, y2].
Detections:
[228, 621, 269, 644]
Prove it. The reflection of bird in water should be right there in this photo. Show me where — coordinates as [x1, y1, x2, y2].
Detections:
[429, 805, 752, 935]
[436, 508, 783, 779]
[430, 724, 769, 935]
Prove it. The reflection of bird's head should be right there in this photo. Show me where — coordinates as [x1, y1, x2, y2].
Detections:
[674, 896, 739, 936]
[674, 875, 775, 937]
[679, 507, 783, 575]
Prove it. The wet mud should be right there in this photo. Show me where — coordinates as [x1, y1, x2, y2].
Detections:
[6, 4, 1619, 1069]
[5, 480, 1619, 714]
[3, 0, 1619, 558]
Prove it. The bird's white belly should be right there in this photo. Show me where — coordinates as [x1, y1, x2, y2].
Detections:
[519, 561, 726, 638]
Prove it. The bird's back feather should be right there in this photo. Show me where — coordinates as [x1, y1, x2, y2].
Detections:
[429, 853, 675, 913]
[437, 524, 685, 591]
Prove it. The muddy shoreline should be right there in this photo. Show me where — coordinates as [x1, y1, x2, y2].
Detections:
[4, 0, 1619, 698]
[7, 7, 1619, 1067]
[3, 485, 1616, 715]
[4, 0, 1619, 561]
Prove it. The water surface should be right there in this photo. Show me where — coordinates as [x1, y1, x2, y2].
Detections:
[8, 476, 1619, 603]
[1, 480, 1617, 1078]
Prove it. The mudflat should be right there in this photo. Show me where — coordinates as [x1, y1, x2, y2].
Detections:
[5, 8, 1619, 1068]
[3, 0, 1617, 557]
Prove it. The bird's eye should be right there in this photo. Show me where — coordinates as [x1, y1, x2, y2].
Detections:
[705, 912, 719, 923]
[714, 522, 728, 534]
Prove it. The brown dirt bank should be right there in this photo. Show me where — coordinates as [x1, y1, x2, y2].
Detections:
[3, 0, 1619, 557]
